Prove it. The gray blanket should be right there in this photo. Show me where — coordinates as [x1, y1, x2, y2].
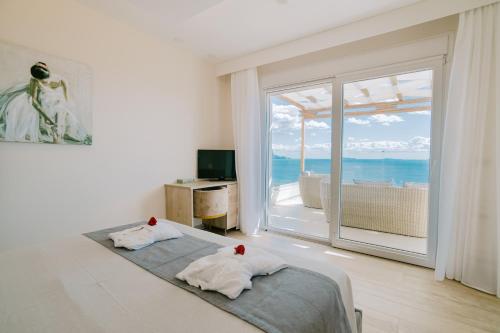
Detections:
[85, 223, 356, 333]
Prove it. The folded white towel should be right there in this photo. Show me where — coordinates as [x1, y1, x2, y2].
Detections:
[217, 245, 288, 276]
[176, 252, 252, 299]
[176, 245, 287, 299]
[109, 219, 183, 250]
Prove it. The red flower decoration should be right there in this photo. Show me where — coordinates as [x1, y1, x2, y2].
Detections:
[234, 244, 245, 255]
[148, 217, 158, 226]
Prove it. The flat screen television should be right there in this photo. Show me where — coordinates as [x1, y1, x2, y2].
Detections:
[197, 149, 236, 180]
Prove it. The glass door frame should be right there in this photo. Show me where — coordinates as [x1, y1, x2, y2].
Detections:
[330, 56, 445, 268]
[263, 78, 334, 242]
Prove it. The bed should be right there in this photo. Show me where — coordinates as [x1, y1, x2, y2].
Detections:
[0, 221, 359, 333]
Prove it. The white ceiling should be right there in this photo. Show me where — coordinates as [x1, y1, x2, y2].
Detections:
[78, 0, 421, 62]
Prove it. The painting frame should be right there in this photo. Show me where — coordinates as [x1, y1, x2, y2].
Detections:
[0, 40, 93, 145]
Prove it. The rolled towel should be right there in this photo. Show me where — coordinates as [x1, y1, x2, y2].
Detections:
[109, 218, 183, 250]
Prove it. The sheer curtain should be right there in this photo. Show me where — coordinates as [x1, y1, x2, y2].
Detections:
[231, 68, 263, 234]
[435, 3, 500, 296]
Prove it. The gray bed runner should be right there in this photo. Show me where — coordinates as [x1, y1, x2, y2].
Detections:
[85, 223, 359, 333]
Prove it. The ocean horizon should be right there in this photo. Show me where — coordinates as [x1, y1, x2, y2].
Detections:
[272, 157, 429, 186]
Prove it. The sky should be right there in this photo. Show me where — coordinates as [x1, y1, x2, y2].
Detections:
[270, 90, 432, 160]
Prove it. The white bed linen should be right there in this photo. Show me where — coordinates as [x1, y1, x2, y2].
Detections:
[0, 221, 358, 333]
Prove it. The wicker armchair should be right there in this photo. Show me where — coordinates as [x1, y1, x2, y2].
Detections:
[299, 173, 329, 209]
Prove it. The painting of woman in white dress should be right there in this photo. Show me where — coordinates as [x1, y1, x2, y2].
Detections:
[0, 61, 92, 145]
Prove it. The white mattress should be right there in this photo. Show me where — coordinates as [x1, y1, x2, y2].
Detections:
[0, 222, 358, 333]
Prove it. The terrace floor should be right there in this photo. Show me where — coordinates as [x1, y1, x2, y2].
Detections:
[270, 193, 427, 254]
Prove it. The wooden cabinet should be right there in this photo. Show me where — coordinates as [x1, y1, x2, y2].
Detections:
[164, 181, 238, 232]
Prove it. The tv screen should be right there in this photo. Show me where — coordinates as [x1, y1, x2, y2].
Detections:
[197, 150, 236, 180]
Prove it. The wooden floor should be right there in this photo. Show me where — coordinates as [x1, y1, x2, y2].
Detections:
[227, 230, 500, 333]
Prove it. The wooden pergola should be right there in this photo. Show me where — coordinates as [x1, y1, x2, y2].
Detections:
[275, 71, 432, 171]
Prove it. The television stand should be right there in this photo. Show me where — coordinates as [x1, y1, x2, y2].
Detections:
[164, 180, 238, 232]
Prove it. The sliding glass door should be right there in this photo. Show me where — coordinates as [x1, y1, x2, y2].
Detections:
[266, 81, 333, 240]
[264, 58, 443, 267]
[331, 59, 443, 267]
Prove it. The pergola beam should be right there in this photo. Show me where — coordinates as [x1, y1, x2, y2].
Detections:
[390, 76, 404, 101]
[302, 110, 317, 118]
[303, 106, 430, 119]
[277, 95, 306, 112]
[345, 97, 431, 110]
[300, 97, 431, 114]
[345, 106, 430, 117]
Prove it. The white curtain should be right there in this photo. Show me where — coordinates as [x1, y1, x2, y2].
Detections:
[231, 68, 263, 234]
[435, 3, 500, 296]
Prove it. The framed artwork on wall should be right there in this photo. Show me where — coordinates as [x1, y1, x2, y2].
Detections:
[0, 41, 92, 145]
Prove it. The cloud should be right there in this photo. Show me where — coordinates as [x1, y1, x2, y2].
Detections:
[410, 110, 431, 116]
[407, 136, 430, 151]
[306, 143, 331, 151]
[305, 120, 330, 129]
[271, 105, 331, 132]
[345, 114, 404, 126]
[272, 143, 300, 152]
[272, 142, 331, 158]
[272, 142, 331, 151]
[273, 136, 429, 159]
[271, 104, 301, 130]
[345, 139, 406, 151]
[369, 114, 403, 126]
[344, 136, 430, 152]
[347, 117, 370, 126]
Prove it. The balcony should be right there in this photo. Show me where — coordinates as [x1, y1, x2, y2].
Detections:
[269, 180, 427, 254]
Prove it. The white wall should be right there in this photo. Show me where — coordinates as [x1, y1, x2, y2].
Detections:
[216, 75, 234, 148]
[0, 0, 226, 251]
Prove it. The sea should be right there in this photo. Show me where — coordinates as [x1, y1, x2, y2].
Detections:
[272, 158, 429, 186]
